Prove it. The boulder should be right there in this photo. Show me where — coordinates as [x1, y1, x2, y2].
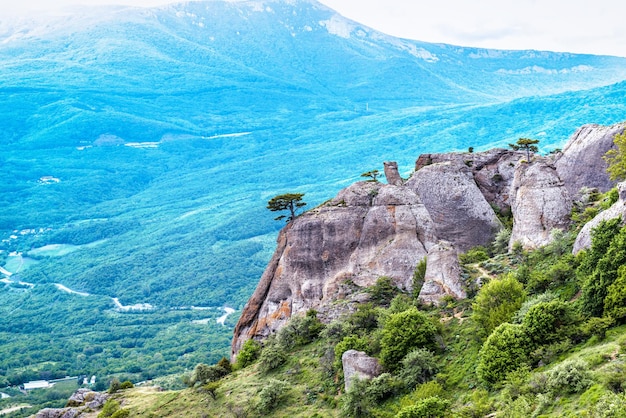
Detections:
[405, 161, 502, 252]
[509, 159, 572, 250]
[231, 181, 438, 358]
[418, 240, 465, 305]
[555, 123, 625, 198]
[35, 409, 80, 418]
[341, 350, 382, 391]
[573, 182, 626, 254]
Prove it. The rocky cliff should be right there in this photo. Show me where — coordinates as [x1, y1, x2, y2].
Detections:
[232, 122, 623, 358]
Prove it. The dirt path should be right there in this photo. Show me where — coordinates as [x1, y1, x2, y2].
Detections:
[0, 405, 32, 415]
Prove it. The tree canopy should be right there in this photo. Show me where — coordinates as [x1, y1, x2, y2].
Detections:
[604, 130, 626, 181]
[361, 170, 380, 181]
[509, 138, 540, 161]
[267, 193, 306, 222]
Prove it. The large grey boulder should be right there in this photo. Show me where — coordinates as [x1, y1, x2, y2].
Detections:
[231, 181, 439, 357]
[573, 182, 626, 254]
[406, 161, 502, 252]
[415, 149, 524, 212]
[555, 123, 625, 199]
[509, 159, 572, 250]
[35, 409, 80, 418]
[342, 350, 382, 391]
[418, 240, 465, 305]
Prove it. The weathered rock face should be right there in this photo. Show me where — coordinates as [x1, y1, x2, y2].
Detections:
[573, 181, 626, 254]
[555, 123, 625, 199]
[509, 159, 572, 250]
[232, 122, 625, 357]
[232, 163, 503, 357]
[406, 161, 502, 252]
[231, 181, 440, 356]
[414, 149, 524, 214]
[384, 161, 403, 186]
[342, 350, 382, 391]
[418, 240, 465, 305]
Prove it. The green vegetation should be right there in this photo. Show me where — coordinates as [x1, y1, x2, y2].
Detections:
[509, 137, 540, 161]
[360, 170, 381, 182]
[604, 130, 626, 181]
[267, 193, 307, 222]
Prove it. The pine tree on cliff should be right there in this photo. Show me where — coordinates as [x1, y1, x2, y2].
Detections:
[509, 138, 540, 161]
[604, 130, 626, 181]
[267, 193, 306, 222]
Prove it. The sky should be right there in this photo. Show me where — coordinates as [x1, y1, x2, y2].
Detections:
[1, 0, 625, 57]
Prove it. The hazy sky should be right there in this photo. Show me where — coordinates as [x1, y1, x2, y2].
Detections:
[2, 0, 625, 57]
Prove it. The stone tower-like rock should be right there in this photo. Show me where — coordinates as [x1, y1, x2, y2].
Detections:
[509, 159, 572, 250]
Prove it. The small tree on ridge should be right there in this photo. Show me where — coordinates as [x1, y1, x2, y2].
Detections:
[267, 193, 306, 222]
[509, 138, 540, 161]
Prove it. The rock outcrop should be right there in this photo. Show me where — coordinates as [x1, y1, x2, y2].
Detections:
[573, 181, 626, 254]
[384, 161, 403, 186]
[341, 350, 382, 391]
[418, 240, 465, 305]
[232, 122, 624, 357]
[406, 161, 502, 251]
[36, 388, 110, 418]
[509, 159, 573, 250]
[555, 123, 625, 199]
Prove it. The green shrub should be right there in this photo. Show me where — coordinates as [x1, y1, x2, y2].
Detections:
[398, 348, 438, 389]
[379, 308, 438, 371]
[255, 379, 289, 414]
[348, 303, 379, 333]
[98, 399, 120, 418]
[512, 292, 557, 323]
[545, 359, 591, 394]
[580, 316, 615, 341]
[277, 309, 324, 349]
[472, 274, 526, 336]
[216, 356, 232, 374]
[110, 410, 130, 418]
[190, 363, 229, 386]
[368, 276, 400, 306]
[521, 300, 577, 345]
[604, 265, 626, 321]
[340, 378, 373, 418]
[477, 323, 532, 385]
[366, 373, 403, 402]
[590, 391, 626, 417]
[492, 228, 512, 255]
[334, 335, 369, 370]
[579, 219, 626, 317]
[395, 396, 449, 418]
[203, 381, 221, 400]
[235, 339, 261, 369]
[413, 258, 427, 299]
[258, 342, 287, 374]
[459, 246, 490, 264]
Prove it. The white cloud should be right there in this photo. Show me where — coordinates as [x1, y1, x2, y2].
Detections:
[1, 0, 625, 57]
[318, 0, 626, 57]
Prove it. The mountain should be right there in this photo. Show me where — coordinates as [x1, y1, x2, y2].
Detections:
[2, 0, 626, 407]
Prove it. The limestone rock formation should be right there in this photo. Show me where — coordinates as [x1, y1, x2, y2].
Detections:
[509, 159, 572, 250]
[342, 350, 382, 391]
[418, 240, 465, 305]
[414, 149, 524, 212]
[406, 161, 502, 252]
[555, 123, 625, 199]
[232, 181, 439, 356]
[573, 182, 626, 254]
[232, 122, 625, 357]
[35, 408, 80, 418]
[384, 161, 403, 186]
